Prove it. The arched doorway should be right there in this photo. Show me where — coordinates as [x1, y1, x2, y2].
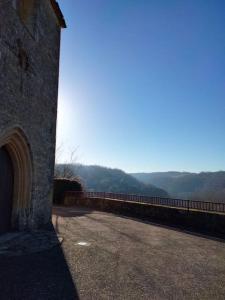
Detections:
[0, 127, 32, 230]
[0, 147, 14, 234]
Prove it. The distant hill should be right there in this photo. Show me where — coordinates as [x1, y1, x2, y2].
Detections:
[131, 171, 225, 202]
[55, 164, 169, 197]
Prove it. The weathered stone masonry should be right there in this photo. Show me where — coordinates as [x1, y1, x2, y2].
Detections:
[0, 0, 66, 230]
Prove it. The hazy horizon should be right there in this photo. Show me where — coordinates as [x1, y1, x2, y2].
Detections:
[56, 160, 225, 175]
[56, 0, 225, 173]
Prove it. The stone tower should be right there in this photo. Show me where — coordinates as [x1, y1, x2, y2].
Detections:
[0, 0, 66, 232]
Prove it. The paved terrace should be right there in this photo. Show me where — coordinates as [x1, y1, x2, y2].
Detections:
[53, 206, 225, 299]
[0, 206, 225, 299]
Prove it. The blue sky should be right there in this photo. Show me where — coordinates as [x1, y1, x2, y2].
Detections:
[56, 0, 225, 173]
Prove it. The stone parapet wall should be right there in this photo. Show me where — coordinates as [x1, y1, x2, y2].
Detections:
[65, 195, 225, 236]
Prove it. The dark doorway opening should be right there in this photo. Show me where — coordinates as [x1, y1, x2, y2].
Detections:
[0, 147, 14, 234]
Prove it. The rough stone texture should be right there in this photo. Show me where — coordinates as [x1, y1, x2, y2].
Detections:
[0, 1, 63, 229]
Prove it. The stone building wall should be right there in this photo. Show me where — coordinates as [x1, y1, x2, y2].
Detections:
[0, 0, 65, 229]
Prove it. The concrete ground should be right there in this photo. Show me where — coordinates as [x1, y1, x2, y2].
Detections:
[0, 234, 78, 300]
[52, 206, 225, 300]
[0, 206, 225, 299]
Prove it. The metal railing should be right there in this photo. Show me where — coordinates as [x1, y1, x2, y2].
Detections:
[65, 191, 225, 213]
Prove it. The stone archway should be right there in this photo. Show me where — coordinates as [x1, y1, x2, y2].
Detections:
[0, 128, 32, 229]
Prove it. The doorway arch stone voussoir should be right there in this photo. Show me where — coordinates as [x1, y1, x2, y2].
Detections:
[0, 127, 33, 229]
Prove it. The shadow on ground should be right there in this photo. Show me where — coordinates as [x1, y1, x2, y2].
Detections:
[53, 206, 93, 235]
[53, 206, 93, 218]
[52, 205, 225, 299]
[115, 213, 225, 243]
[53, 205, 225, 243]
[0, 227, 79, 300]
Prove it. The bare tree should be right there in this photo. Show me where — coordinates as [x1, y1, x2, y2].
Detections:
[54, 144, 80, 180]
